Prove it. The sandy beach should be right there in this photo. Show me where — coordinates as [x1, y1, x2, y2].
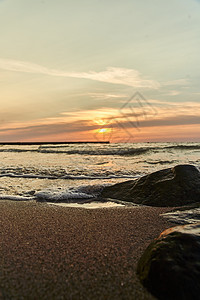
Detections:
[0, 200, 175, 299]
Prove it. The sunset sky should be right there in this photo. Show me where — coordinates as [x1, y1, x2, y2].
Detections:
[0, 0, 200, 142]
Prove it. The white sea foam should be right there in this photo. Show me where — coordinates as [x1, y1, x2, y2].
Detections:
[0, 173, 57, 179]
[47, 201, 124, 209]
[62, 175, 138, 180]
[0, 142, 199, 219]
[0, 165, 139, 181]
[1, 142, 200, 156]
[0, 195, 35, 201]
[35, 190, 94, 201]
[34, 184, 107, 202]
[162, 208, 200, 225]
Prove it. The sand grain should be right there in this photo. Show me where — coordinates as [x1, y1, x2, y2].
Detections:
[0, 201, 174, 299]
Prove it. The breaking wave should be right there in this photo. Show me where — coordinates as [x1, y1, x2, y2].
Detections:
[0, 143, 199, 156]
[0, 184, 110, 203]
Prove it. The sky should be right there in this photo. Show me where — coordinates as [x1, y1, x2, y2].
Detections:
[0, 0, 200, 142]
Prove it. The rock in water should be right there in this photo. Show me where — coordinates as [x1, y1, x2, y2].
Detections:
[101, 164, 200, 206]
[136, 223, 200, 300]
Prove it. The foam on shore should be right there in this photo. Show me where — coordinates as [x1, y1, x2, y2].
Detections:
[47, 201, 124, 209]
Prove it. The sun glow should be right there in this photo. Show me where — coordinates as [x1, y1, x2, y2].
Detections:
[97, 128, 111, 134]
[94, 119, 110, 126]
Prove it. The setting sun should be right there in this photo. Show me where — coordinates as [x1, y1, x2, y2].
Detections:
[97, 128, 111, 134]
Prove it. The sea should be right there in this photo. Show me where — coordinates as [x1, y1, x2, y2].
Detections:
[0, 142, 200, 223]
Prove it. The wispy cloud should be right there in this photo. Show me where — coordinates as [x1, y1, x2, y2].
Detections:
[1, 113, 199, 142]
[1, 100, 199, 132]
[88, 92, 128, 99]
[163, 79, 189, 86]
[0, 99, 200, 142]
[0, 58, 160, 89]
[166, 90, 181, 96]
[87, 92, 129, 102]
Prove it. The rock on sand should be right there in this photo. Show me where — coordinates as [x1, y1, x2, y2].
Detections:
[137, 222, 200, 300]
[101, 164, 200, 207]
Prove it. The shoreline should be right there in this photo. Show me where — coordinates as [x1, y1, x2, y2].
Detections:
[0, 200, 175, 299]
[0, 141, 110, 145]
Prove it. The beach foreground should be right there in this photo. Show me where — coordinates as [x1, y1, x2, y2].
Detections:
[0, 201, 174, 299]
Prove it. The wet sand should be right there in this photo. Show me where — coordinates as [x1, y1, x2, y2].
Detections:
[0, 201, 175, 299]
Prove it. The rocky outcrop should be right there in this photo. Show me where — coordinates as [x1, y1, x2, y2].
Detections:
[101, 164, 200, 207]
[137, 222, 200, 300]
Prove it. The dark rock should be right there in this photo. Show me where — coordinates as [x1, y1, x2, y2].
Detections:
[137, 223, 200, 300]
[101, 164, 200, 207]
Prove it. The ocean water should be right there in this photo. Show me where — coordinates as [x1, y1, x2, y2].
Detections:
[0, 142, 199, 208]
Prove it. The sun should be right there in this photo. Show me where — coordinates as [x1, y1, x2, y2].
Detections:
[99, 128, 107, 133]
[97, 128, 111, 134]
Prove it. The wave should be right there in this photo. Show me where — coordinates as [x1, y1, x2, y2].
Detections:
[0, 183, 107, 202]
[0, 147, 151, 155]
[38, 147, 155, 156]
[0, 143, 199, 156]
[146, 160, 177, 165]
[0, 173, 58, 179]
[0, 172, 138, 180]
[27, 184, 109, 202]
[0, 149, 38, 153]
[0, 195, 35, 201]
[35, 190, 95, 202]
[162, 208, 200, 225]
[0, 182, 124, 203]
[165, 145, 200, 150]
